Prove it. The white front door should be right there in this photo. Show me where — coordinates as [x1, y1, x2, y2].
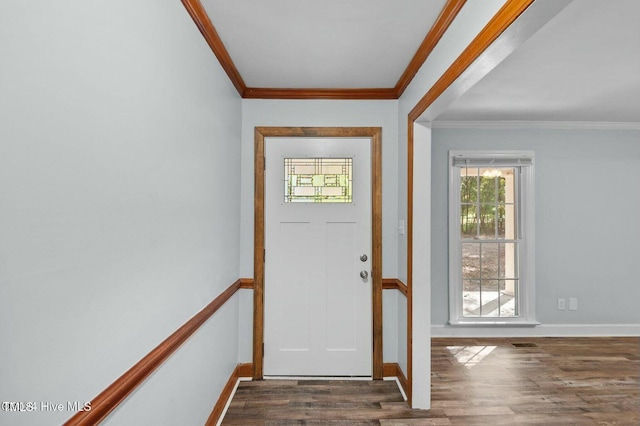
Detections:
[264, 137, 372, 377]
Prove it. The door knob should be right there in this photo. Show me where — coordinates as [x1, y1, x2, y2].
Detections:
[360, 254, 368, 262]
[360, 270, 368, 279]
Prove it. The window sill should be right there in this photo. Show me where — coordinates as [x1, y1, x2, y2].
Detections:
[448, 319, 540, 327]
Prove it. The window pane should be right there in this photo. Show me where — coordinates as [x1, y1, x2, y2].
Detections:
[460, 172, 478, 203]
[479, 172, 497, 238]
[463, 280, 480, 317]
[478, 171, 497, 238]
[499, 243, 517, 279]
[453, 158, 531, 322]
[498, 176, 506, 202]
[478, 204, 497, 238]
[480, 243, 499, 279]
[498, 203, 516, 239]
[460, 204, 478, 237]
[462, 243, 480, 280]
[284, 158, 352, 203]
[500, 280, 518, 317]
[480, 280, 499, 317]
[479, 175, 498, 203]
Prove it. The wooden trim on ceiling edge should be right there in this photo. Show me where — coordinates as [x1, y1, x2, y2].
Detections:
[181, 0, 464, 100]
[253, 127, 383, 381]
[408, 0, 535, 121]
[181, 0, 247, 96]
[243, 87, 398, 100]
[404, 0, 535, 407]
[394, 0, 467, 97]
[64, 279, 243, 426]
[244, 0, 466, 101]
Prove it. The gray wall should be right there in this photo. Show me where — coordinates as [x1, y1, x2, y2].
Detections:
[431, 127, 640, 327]
[0, 1, 242, 425]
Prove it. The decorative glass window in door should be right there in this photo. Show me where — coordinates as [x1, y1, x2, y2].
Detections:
[284, 158, 353, 203]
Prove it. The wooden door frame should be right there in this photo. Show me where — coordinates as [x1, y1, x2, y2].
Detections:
[253, 126, 383, 380]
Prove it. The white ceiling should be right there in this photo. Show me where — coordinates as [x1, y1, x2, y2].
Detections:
[201, 0, 448, 88]
[435, 0, 640, 123]
[199, 0, 639, 124]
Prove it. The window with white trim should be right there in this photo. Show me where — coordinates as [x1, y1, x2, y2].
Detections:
[448, 151, 536, 325]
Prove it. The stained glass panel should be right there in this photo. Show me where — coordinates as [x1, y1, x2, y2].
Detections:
[284, 158, 353, 203]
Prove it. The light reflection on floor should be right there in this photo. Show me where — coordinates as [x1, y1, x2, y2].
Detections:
[446, 345, 497, 369]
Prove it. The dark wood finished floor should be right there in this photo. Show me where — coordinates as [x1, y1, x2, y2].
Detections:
[221, 337, 640, 425]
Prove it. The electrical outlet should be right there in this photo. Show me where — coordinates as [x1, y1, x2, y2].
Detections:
[557, 298, 566, 310]
[569, 298, 578, 311]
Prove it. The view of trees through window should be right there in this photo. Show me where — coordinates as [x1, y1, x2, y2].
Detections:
[460, 167, 518, 317]
[460, 168, 513, 238]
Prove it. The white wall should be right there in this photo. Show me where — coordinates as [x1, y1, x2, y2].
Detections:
[431, 127, 640, 332]
[238, 99, 400, 363]
[0, 1, 242, 425]
[410, 123, 433, 409]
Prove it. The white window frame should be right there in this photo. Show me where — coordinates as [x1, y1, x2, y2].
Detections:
[448, 151, 538, 326]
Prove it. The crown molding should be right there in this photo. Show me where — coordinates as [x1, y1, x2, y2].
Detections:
[181, 0, 460, 100]
[409, 0, 536, 121]
[395, 0, 467, 97]
[181, 0, 247, 96]
[431, 120, 640, 130]
[243, 87, 398, 100]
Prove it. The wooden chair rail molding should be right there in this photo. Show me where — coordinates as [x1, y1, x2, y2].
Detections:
[64, 279, 244, 426]
[240, 278, 406, 295]
[238, 277, 254, 289]
[382, 278, 408, 297]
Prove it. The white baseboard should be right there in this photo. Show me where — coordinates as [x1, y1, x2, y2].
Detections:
[432, 323, 640, 337]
